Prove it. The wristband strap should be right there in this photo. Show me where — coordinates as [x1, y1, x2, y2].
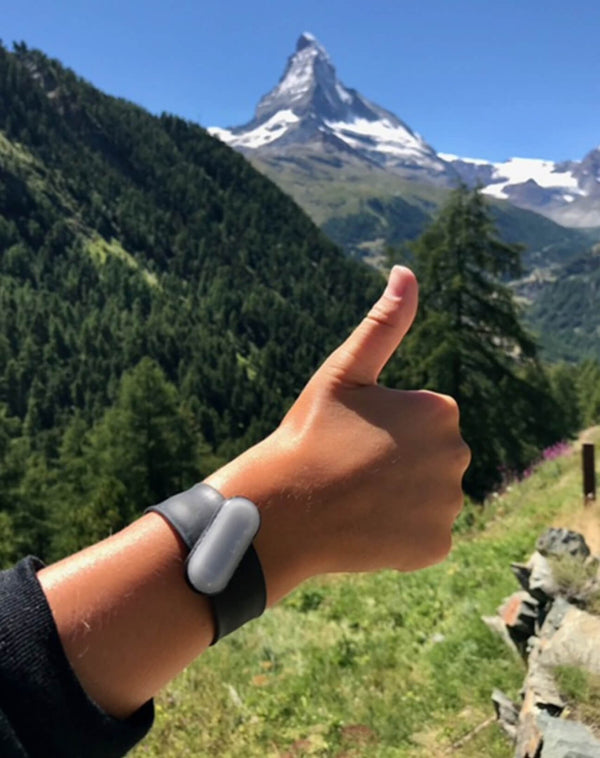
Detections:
[211, 545, 265, 640]
[145, 483, 266, 644]
[145, 483, 224, 550]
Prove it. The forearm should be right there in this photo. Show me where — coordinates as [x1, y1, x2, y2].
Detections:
[37, 437, 316, 721]
[38, 512, 214, 720]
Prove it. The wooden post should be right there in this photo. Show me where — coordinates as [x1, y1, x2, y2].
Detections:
[582, 443, 596, 504]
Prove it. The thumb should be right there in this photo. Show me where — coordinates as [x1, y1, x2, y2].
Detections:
[322, 266, 419, 386]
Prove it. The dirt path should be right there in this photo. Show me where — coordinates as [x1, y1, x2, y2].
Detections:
[552, 427, 600, 554]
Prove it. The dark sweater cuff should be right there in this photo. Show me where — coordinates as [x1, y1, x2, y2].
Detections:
[0, 557, 154, 757]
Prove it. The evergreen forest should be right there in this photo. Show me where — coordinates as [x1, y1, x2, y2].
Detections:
[1, 42, 599, 567]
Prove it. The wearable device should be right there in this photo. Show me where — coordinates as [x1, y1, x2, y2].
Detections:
[146, 484, 266, 643]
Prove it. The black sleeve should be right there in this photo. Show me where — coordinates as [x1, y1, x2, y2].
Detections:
[0, 557, 154, 757]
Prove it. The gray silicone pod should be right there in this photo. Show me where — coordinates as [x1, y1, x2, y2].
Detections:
[186, 497, 261, 595]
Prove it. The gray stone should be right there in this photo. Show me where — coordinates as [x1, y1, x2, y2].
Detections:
[523, 637, 565, 714]
[538, 710, 600, 757]
[501, 538, 600, 758]
[512, 561, 533, 592]
[538, 606, 600, 675]
[498, 591, 542, 656]
[529, 551, 561, 602]
[515, 697, 544, 758]
[541, 598, 572, 638]
[481, 614, 521, 657]
[492, 689, 519, 740]
[537, 529, 591, 560]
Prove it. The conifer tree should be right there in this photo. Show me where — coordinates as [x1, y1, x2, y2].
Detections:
[48, 359, 201, 558]
[87, 358, 198, 513]
[576, 359, 600, 426]
[405, 185, 564, 499]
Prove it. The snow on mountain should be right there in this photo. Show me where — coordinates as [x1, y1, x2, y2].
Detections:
[209, 33, 453, 183]
[442, 152, 600, 226]
[325, 116, 437, 167]
[440, 154, 582, 201]
[481, 158, 580, 201]
[212, 110, 300, 150]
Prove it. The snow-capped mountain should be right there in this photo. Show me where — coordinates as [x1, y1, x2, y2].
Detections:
[442, 149, 600, 227]
[209, 33, 453, 185]
[210, 32, 600, 229]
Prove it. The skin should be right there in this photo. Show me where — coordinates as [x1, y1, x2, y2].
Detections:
[38, 266, 470, 721]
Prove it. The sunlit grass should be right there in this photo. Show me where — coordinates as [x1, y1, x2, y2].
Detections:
[85, 233, 158, 287]
[554, 665, 600, 736]
[134, 433, 597, 757]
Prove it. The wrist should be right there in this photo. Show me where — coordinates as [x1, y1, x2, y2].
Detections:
[203, 433, 321, 606]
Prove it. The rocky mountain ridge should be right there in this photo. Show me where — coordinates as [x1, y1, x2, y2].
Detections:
[445, 150, 600, 228]
[210, 32, 454, 186]
[210, 33, 600, 229]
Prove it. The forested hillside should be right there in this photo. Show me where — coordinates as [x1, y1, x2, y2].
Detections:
[318, 184, 597, 268]
[527, 246, 600, 361]
[0, 42, 598, 568]
[0, 42, 381, 562]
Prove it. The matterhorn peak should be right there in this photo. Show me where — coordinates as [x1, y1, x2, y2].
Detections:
[250, 31, 338, 123]
[209, 33, 451, 183]
[295, 32, 325, 54]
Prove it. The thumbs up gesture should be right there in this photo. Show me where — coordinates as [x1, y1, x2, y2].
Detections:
[206, 267, 470, 603]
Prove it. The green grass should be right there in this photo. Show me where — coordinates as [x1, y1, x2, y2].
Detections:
[547, 554, 600, 612]
[85, 233, 158, 287]
[133, 435, 596, 757]
[251, 154, 446, 227]
[554, 665, 600, 736]
[0, 130, 38, 168]
[0, 128, 54, 199]
[0, 129, 82, 230]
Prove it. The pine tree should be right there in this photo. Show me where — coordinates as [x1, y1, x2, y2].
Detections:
[87, 359, 199, 515]
[48, 359, 202, 558]
[405, 185, 564, 499]
[576, 359, 600, 426]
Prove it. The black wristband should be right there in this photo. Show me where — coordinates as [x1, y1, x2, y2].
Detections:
[145, 483, 224, 550]
[145, 484, 266, 644]
[211, 544, 265, 640]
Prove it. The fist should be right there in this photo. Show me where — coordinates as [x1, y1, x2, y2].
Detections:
[207, 267, 470, 600]
[277, 266, 470, 574]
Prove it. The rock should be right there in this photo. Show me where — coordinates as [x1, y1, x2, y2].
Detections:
[514, 599, 600, 756]
[496, 535, 600, 758]
[537, 529, 591, 560]
[499, 591, 541, 655]
[512, 561, 533, 592]
[538, 605, 600, 675]
[492, 689, 519, 741]
[482, 614, 521, 657]
[540, 598, 572, 638]
[515, 697, 544, 758]
[522, 637, 565, 715]
[513, 600, 571, 758]
[537, 710, 600, 757]
[528, 551, 560, 603]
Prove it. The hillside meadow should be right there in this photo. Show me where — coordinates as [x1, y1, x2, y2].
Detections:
[133, 431, 599, 758]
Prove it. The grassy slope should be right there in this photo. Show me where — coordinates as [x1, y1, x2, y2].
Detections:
[133, 431, 599, 758]
[249, 153, 598, 266]
[250, 155, 446, 226]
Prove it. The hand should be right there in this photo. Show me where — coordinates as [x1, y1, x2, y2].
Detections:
[206, 267, 470, 599]
[36, 266, 470, 720]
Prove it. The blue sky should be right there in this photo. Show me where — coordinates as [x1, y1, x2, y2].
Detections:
[3, 0, 600, 162]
